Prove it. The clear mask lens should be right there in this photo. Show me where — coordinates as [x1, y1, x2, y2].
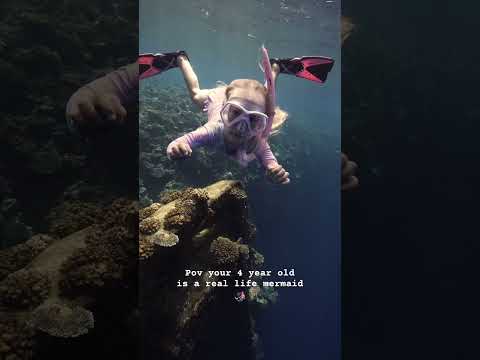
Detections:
[249, 114, 266, 132]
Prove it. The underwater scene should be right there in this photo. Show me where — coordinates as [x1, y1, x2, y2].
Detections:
[0, 0, 139, 359]
[140, 0, 340, 359]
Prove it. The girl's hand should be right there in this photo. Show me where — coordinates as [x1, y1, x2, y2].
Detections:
[66, 88, 127, 130]
[266, 164, 290, 185]
[341, 152, 359, 191]
[167, 141, 192, 159]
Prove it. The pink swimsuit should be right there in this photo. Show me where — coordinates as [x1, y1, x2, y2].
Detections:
[166, 86, 278, 168]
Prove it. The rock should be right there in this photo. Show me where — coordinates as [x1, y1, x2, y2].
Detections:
[140, 180, 268, 360]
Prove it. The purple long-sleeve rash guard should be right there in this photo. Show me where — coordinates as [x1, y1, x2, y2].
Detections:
[75, 62, 137, 105]
[167, 86, 279, 169]
[167, 122, 278, 169]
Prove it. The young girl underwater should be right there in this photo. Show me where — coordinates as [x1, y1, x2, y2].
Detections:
[65, 47, 343, 186]
[140, 46, 335, 185]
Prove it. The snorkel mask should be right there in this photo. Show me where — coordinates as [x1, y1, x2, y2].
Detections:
[220, 101, 268, 138]
[220, 45, 276, 140]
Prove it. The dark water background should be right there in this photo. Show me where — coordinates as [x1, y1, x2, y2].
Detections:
[141, 0, 341, 358]
[342, 0, 480, 359]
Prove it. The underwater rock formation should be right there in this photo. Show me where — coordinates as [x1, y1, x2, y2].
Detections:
[0, 180, 275, 359]
[140, 180, 274, 360]
[0, 199, 137, 360]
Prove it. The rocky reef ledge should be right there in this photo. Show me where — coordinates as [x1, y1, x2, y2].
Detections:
[0, 199, 138, 360]
[0, 180, 276, 360]
[140, 180, 276, 360]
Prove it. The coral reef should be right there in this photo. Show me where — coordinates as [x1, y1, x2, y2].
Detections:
[0, 269, 51, 309]
[1, 179, 274, 360]
[163, 189, 209, 236]
[29, 301, 94, 338]
[0, 318, 35, 360]
[140, 180, 273, 360]
[0, 0, 138, 248]
[59, 199, 138, 296]
[1, 1, 139, 359]
[0, 198, 137, 359]
[209, 236, 250, 269]
[0, 234, 54, 281]
[47, 200, 102, 238]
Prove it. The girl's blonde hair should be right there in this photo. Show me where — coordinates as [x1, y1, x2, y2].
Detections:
[225, 79, 288, 136]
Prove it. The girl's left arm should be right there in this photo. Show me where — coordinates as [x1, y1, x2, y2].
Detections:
[255, 139, 278, 169]
[256, 140, 290, 184]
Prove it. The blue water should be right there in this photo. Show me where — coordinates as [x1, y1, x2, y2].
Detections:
[140, 0, 340, 358]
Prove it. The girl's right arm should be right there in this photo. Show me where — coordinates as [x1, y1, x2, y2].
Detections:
[166, 123, 219, 159]
[66, 62, 138, 135]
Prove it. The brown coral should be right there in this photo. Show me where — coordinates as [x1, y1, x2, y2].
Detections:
[209, 184, 255, 243]
[0, 269, 51, 309]
[59, 226, 131, 295]
[139, 216, 162, 235]
[96, 198, 139, 228]
[47, 200, 102, 237]
[158, 189, 189, 204]
[151, 230, 179, 247]
[139, 203, 161, 221]
[139, 238, 155, 260]
[29, 301, 94, 338]
[209, 236, 249, 269]
[59, 199, 137, 296]
[0, 234, 54, 281]
[164, 189, 208, 235]
[0, 318, 35, 360]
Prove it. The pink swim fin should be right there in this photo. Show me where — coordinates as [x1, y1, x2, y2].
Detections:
[270, 56, 334, 83]
[138, 51, 188, 80]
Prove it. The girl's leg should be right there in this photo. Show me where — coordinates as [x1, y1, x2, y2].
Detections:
[271, 62, 281, 85]
[177, 55, 210, 108]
